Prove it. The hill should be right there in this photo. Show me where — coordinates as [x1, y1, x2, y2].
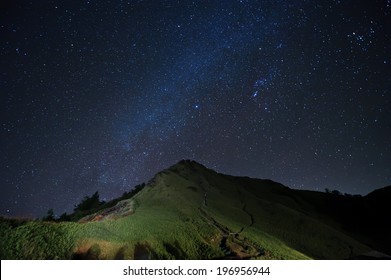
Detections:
[1, 160, 390, 259]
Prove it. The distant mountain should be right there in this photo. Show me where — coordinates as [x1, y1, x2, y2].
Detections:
[1, 160, 390, 259]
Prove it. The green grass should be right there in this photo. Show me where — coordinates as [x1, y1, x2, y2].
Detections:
[0, 218, 78, 259]
[0, 160, 379, 259]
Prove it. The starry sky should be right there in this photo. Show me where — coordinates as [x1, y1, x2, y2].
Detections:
[1, 0, 390, 218]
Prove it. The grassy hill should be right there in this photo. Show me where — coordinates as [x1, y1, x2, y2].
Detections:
[1, 160, 390, 259]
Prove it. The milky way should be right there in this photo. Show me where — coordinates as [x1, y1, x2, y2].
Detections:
[1, 0, 390, 217]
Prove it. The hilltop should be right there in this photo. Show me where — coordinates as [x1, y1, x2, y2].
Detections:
[1, 160, 390, 259]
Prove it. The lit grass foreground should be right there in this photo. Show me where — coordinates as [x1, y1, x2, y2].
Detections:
[1, 160, 387, 260]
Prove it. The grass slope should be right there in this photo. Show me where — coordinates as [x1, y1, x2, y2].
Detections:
[1, 160, 386, 259]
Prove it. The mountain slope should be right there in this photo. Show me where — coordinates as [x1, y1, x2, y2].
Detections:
[1, 160, 389, 259]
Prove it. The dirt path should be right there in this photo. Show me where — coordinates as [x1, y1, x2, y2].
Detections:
[199, 208, 264, 259]
[241, 204, 254, 227]
[235, 186, 255, 233]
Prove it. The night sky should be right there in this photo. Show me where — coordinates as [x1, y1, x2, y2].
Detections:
[1, 0, 390, 218]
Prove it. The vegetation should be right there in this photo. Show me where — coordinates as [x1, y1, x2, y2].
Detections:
[0, 217, 78, 259]
[1, 160, 389, 259]
[54, 183, 145, 222]
[42, 209, 55, 222]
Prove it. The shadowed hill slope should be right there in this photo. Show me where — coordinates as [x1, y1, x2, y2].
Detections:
[1, 160, 390, 259]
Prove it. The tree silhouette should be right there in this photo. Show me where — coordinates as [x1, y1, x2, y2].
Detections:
[74, 191, 103, 212]
[43, 209, 55, 221]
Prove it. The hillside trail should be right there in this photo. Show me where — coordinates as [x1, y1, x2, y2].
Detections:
[199, 203, 263, 259]
[235, 186, 254, 233]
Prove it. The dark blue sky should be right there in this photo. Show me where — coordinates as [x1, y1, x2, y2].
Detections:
[1, 0, 390, 217]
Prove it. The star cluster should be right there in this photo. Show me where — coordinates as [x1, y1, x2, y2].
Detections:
[1, 0, 390, 217]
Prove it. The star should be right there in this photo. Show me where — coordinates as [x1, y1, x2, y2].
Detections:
[0, 0, 390, 217]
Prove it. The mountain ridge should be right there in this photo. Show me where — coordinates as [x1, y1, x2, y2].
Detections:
[1, 159, 390, 260]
